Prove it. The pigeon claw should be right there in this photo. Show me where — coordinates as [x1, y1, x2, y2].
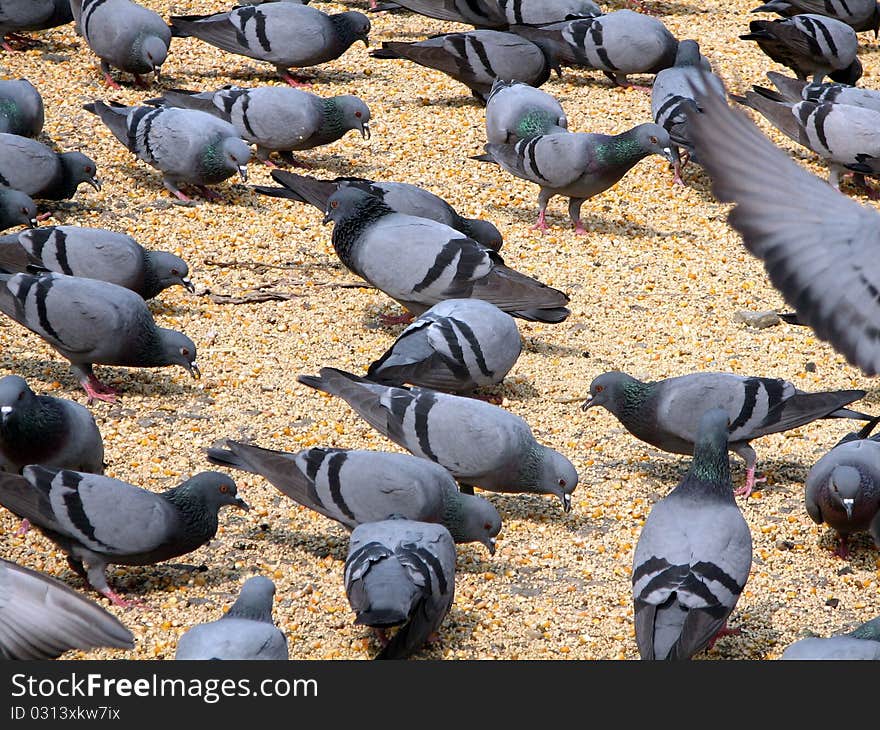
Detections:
[82, 375, 119, 404]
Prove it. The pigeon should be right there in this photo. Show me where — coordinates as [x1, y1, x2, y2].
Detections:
[369, 30, 562, 104]
[751, 0, 880, 35]
[0, 226, 193, 299]
[476, 124, 679, 234]
[582, 370, 872, 496]
[366, 298, 522, 393]
[83, 101, 251, 202]
[298, 367, 579, 510]
[70, 0, 171, 88]
[485, 78, 568, 144]
[344, 517, 456, 659]
[0, 467, 249, 606]
[255, 170, 503, 251]
[761, 70, 880, 112]
[322, 185, 570, 323]
[386, 0, 601, 28]
[169, 4, 371, 87]
[174, 576, 288, 660]
[0, 79, 44, 137]
[0, 133, 100, 201]
[0, 187, 37, 232]
[632, 408, 753, 660]
[0, 271, 200, 403]
[781, 616, 880, 659]
[206, 440, 501, 552]
[0, 0, 73, 51]
[0, 374, 104, 475]
[739, 15, 862, 84]
[0, 557, 134, 659]
[147, 86, 371, 167]
[512, 11, 680, 89]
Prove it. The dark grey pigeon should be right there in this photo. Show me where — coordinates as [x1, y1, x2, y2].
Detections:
[476, 124, 678, 234]
[762, 70, 880, 111]
[323, 186, 569, 323]
[169, 4, 370, 87]
[344, 517, 456, 659]
[298, 367, 579, 510]
[206, 439, 501, 552]
[0, 134, 100, 201]
[582, 370, 872, 496]
[781, 616, 880, 659]
[485, 79, 568, 144]
[751, 0, 880, 34]
[0, 0, 73, 50]
[369, 30, 562, 104]
[83, 101, 251, 202]
[0, 557, 134, 659]
[0, 187, 36, 232]
[175, 576, 288, 660]
[632, 408, 752, 660]
[367, 298, 522, 393]
[740, 15, 862, 84]
[0, 79, 43, 137]
[0, 374, 104, 475]
[387, 0, 600, 28]
[0, 271, 200, 403]
[255, 170, 503, 251]
[0, 468, 248, 606]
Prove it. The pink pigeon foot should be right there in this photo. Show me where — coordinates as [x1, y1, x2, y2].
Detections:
[672, 164, 685, 187]
[35, 212, 53, 221]
[573, 220, 588, 235]
[102, 71, 121, 90]
[280, 70, 312, 88]
[99, 588, 143, 609]
[530, 210, 549, 233]
[734, 466, 765, 497]
[82, 375, 119, 404]
[15, 518, 30, 536]
[261, 158, 280, 168]
[706, 623, 741, 650]
[379, 310, 415, 326]
[1, 41, 14, 52]
[195, 185, 224, 203]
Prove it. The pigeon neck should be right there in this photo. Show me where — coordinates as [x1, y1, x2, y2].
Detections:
[162, 484, 221, 546]
[198, 136, 234, 183]
[0, 99, 23, 132]
[597, 131, 652, 168]
[612, 379, 654, 426]
[318, 99, 348, 142]
[140, 250, 164, 300]
[515, 443, 546, 492]
[331, 199, 393, 270]
[0, 397, 65, 464]
[676, 433, 733, 501]
[442, 489, 470, 541]
[515, 110, 558, 141]
[224, 599, 274, 624]
[849, 617, 880, 642]
[329, 14, 360, 50]
[46, 156, 83, 200]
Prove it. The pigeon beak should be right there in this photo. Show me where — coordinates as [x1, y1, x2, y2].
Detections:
[27, 218, 37, 228]
[181, 277, 195, 293]
[187, 361, 201, 380]
[361, 35, 370, 47]
[153, 66, 161, 82]
[88, 177, 102, 191]
[234, 497, 251, 511]
[361, 123, 371, 140]
[581, 395, 594, 412]
[554, 63, 563, 78]
[843, 499, 854, 520]
[0, 406, 11, 424]
[561, 493, 572, 513]
[484, 537, 497, 556]
[238, 166, 248, 182]
[322, 210, 333, 224]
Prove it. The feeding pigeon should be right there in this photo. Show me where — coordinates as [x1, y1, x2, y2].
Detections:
[83, 101, 251, 202]
[206, 440, 501, 552]
[0, 271, 200, 403]
[760, 70, 880, 112]
[344, 517, 456, 659]
[174, 576, 288, 660]
[255, 170, 503, 251]
[750, 0, 880, 35]
[0, 79, 43, 137]
[739, 15, 862, 84]
[366, 298, 522, 393]
[0, 187, 36, 232]
[582, 370, 872, 496]
[387, 0, 600, 28]
[369, 30, 562, 104]
[322, 185, 569, 323]
[298, 367, 579, 510]
[485, 79, 568, 144]
[781, 616, 880, 658]
[0, 557, 134, 659]
[632, 407, 753, 660]
[147, 86, 371, 167]
[0, 133, 100, 201]
[475, 124, 679, 234]
[0, 467, 249, 606]
[169, 4, 370, 87]
[0, 0, 73, 51]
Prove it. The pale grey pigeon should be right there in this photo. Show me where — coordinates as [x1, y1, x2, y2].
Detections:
[751, 0, 880, 34]
[175, 576, 288, 660]
[0, 79, 43, 137]
[206, 440, 501, 552]
[323, 186, 569, 323]
[344, 517, 456, 659]
[781, 616, 880, 659]
[0, 187, 36, 232]
[762, 70, 880, 112]
[0, 134, 100, 201]
[485, 79, 568, 144]
[632, 408, 753, 660]
[0, 271, 200, 403]
[0, 557, 134, 659]
[169, 4, 370, 87]
[0, 468, 248, 606]
[387, 0, 601, 28]
[298, 367, 579, 510]
[83, 101, 251, 202]
[582, 370, 872, 497]
[0, 0, 72, 51]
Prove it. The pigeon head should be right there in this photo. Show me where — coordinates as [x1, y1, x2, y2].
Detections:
[323, 185, 389, 225]
[173, 471, 250, 513]
[157, 329, 200, 379]
[530, 38, 564, 78]
[144, 250, 194, 297]
[462, 218, 503, 252]
[225, 576, 276, 622]
[849, 616, 880, 641]
[59, 152, 101, 193]
[633, 123, 680, 167]
[0, 187, 37, 229]
[0, 375, 35, 425]
[138, 34, 170, 77]
[333, 96, 371, 139]
[449, 493, 502, 554]
[829, 464, 862, 520]
[674, 39, 703, 67]
[533, 447, 578, 512]
[335, 11, 371, 47]
[221, 137, 252, 182]
[582, 371, 641, 413]
[830, 57, 863, 85]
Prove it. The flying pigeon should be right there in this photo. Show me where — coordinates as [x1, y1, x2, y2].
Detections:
[0, 187, 37, 232]
[0, 133, 100, 200]
[781, 616, 880, 658]
[0, 79, 44, 137]
[485, 79, 568, 144]
[387, 0, 601, 28]
[750, 0, 880, 35]
[0, 0, 73, 51]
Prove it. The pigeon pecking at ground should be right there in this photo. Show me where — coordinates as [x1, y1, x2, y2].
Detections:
[750, 0, 880, 35]
[0, 133, 100, 201]
[0, 0, 73, 52]
[780, 616, 880, 659]
[484, 79, 569, 145]
[0, 78, 44, 138]
[0, 187, 36, 232]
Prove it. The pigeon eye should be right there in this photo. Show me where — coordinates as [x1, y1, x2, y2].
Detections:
[559, 478, 567, 488]
[483, 522, 492, 530]
[219, 484, 229, 494]
[171, 269, 179, 276]
[649, 136, 658, 144]
[20, 207, 28, 215]
[330, 200, 339, 209]
[180, 347, 190, 357]
[355, 111, 362, 118]
[84, 166, 93, 173]
[594, 385, 604, 393]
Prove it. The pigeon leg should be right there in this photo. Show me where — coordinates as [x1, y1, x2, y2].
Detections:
[568, 198, 588, 235]
[371, 627, 390, 647]
[834, 534, 850, 559]
[706, 622, 741, 650]
[14, 518, 30, 536]
[133, 74, 150, 89]
[100, 60, 121, 90]
[85, 561, 143, 608]
[530, 209, 549, 233]
[78, 369, 119, 404]
[733, 444, 765, 497]
[279, 69, 313, 88]
[605, 72, 652, 92]
[67, 557, 88, 582]
[379, 310, 415, 326]
[194, 185, 225, 203]
[163, 178, 192, 202]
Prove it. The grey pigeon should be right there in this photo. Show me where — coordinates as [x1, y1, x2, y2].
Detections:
[369, 30, 562, 104]
[0, 0, 73, 50]
[83, 101, 251, 202]
[739, 15, 862, 84]
[174, 576, 288, 660]
[632, 408, 753, 660]
[344, 517, 456, 659]
[751, 0, 880, 35]
[0, 226, 193, 299]
[298, 367, 579, 510]
[476, 124, 679, 234]
[0, 468, 248, 606]
[0, 79, 43, 137]
[485, 78, 568, 144]
[70, 0, 171, 88]
[169, 4, 370, 87]
[582, 370, 872, 496]
[0, 271, 200, 403]
[367, 298, 522, 392]
[0, 557, 134, 659]
[0, 133, 100, 200]
[387, 0, 600, 28]
[0, 187, 36, 232]
[781, 616, 880, 659]
[323, 185, 569, 323]
[148, 86, 371, 167]
[762, 70, 880, 112]
[0, 374, 104, 475]
[255, 170, 503, 251]
[206, 440, 501, 552]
